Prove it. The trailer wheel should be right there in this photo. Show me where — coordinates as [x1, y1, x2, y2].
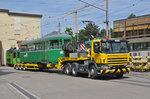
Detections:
[116, 73, 123, 79]
[89, 65, 97, 79]
[23, 66, 26, 71]
[15, 65, 19, 70]
[19, 66, 22, 70]
[64, 63, 71, 75]
[71, 63, 79, 77]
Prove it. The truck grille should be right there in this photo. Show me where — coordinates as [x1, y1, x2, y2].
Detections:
[107, 55, 129, 66]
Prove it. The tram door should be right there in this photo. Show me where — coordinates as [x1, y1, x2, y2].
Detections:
[42, 42, 46, 63]
[44, 41, 49, 62]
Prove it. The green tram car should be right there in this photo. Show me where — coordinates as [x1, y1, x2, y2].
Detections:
[16, 34, 72, 70]
[6, 48, 20, 66]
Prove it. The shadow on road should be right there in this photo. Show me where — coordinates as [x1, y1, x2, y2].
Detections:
[19, 69, 130, 80]
[0, 70, 15, 76]
[43, 69, 130, 80]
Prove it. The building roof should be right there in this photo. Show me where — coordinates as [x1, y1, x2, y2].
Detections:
[44, 31, 59, 37]
[0, 9, 42, 17]
[0, 9, 9, 12]
[21, 34, 71, 45]
[114, 14, 150, 22]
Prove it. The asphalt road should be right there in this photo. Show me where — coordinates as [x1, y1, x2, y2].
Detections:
[0, 66, 150, 99]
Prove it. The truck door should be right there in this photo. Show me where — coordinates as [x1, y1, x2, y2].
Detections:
[91, 41, 101, 63]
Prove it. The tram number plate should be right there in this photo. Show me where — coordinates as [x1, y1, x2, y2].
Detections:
[84, 61, 88, 65]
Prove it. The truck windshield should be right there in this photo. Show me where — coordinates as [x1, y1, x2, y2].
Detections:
[101, 41, 128, 54]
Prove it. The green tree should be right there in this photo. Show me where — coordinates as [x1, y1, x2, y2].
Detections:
[100, 28, 106, 37]
[110, 28, 114, 38]
[100, 28, 114, 38]
[127, 13, 136, 19]
[79, 22, 100, 41]
[64, 27, 76, 42]
[65, 27, 73, 37]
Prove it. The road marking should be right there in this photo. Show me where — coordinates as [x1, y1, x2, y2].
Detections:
[8, 83, 40, 99]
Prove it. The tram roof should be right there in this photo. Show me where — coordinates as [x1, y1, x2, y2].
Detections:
[21, 34, 71, 45]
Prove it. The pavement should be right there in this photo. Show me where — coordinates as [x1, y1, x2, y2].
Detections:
[0, 66, 150, 99]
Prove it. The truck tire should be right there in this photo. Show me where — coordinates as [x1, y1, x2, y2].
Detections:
[89, 65, 97, 79]
[64, 63, 71, 75]
[71, 63, 79, 77]
[116, 73, 123, 79]
[67, 44, 74, 52]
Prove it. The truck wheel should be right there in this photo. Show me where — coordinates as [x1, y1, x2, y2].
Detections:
[71, 63, 78, 77]
[89, 65, 97, 79]
[64, 63, 71, 75]
[116, 73, 123, 78]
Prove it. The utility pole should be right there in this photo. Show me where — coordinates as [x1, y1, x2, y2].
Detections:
[124, 20, 126, 38]
[75, 10, 78, 41]
[109, 21, 111, 38]
[58, 22, 60, 35]
[106, 0, 109, 38]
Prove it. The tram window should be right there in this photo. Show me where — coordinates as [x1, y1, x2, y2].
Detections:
[13, 53, 16, 58]
[64, 39, 71, 44]
[27, 45, 32, 51]
[35, 43, 41, 50]
[50, 40, 59, 49]
[21, 45, 27, 52]
[17, 52, 20, 58]
[59, 39, 62, 48]
[31, 44, 35, 51]
[45, 41, 49, 50]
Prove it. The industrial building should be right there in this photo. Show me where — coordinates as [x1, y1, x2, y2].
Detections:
[113, 14, 150, 58]
[0, 9, 42, 65]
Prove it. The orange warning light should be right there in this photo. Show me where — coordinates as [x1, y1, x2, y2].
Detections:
[107, 35, 109, 39]
[123, 35, 126, 39]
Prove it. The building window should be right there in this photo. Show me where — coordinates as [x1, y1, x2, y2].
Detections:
[13, 53, 16, 58]
[148, 42, 150, 49]
[132, 42, 150, 51]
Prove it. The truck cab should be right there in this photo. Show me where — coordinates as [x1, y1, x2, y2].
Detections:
[88, 39, 130, 78]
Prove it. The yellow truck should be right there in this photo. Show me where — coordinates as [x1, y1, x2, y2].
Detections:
[59, 39, 130, 79]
